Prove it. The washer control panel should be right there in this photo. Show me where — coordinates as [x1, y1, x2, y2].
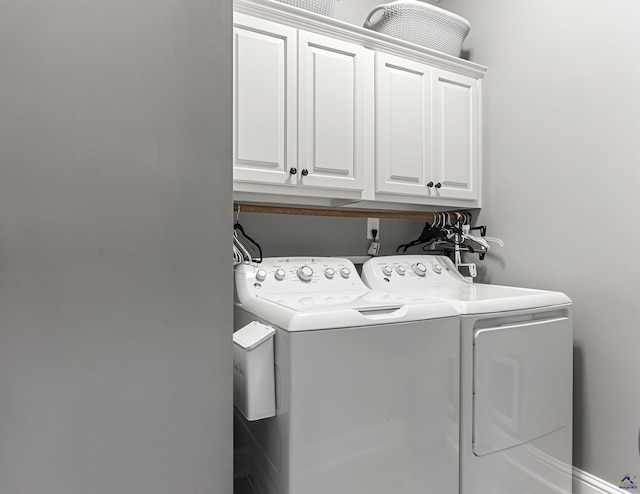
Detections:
[361, 255, 469, 289]
[235, 257, 363, 296]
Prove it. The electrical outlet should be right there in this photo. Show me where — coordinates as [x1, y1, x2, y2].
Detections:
[367, 218, 380, 240]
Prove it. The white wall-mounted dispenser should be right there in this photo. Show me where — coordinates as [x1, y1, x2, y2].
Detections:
[233, 321, 276, 421]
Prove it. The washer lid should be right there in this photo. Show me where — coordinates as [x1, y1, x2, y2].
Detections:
[256, 289, 427, 312]
[239, 289, 458, 332]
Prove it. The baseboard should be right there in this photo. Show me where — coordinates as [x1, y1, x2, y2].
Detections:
[573, 467, 623, 494]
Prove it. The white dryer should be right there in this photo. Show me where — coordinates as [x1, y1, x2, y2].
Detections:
[234, 257, 460, 494]
[362, 255, 573, 494]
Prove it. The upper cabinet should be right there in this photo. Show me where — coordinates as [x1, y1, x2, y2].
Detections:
[375, 52, 433, 197]
[432, 69, 478, 201]
[232, 0, 486, 210]
[297, 31, 369, 192]
[233, 13, 370, 203]
[233, 15, 296, 186]
[374, 56, 480, 205]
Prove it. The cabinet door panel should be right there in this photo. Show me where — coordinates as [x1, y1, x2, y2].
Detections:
[375, 53, 432, 196]
[233, 15, 296, 185]
[433, 70, 478, 200]
[298, 31, 366, 191]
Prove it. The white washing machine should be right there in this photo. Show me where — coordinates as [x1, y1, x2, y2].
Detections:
[362, 255, 573, 494]
[234, 257, 461, 494]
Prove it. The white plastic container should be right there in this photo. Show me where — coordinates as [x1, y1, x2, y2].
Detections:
[233, 321, 276, 421]
[273, 0, 339, 17]
[363, 0, 470, 56]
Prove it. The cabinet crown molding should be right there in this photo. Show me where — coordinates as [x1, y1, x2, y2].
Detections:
[234, 0, 487, 79]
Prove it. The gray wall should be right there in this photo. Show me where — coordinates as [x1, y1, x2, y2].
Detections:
[237, 213, 427, 258]
[0, 1, 232, 493]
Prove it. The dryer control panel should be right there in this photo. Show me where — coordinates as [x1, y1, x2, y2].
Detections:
[362, 255, 470, 289]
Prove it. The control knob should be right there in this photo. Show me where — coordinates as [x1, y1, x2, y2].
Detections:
[412, 263, 427, 277]
[432, 263, 443, 274]
[340, 267, 351, 279]
[255, 269, 268, 282]
[396, 265, 406, 275]
[324, 268, 336, 279]
[382, 265, 393, 276]
[297, 265, 314, 282]
[274, 268, 286, 281]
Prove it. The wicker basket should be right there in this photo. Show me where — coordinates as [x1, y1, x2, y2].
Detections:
[273, 0, 339, 17]
[363, 0, 470, 56]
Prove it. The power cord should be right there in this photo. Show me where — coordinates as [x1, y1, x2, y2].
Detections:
[368, 229, 380, 256]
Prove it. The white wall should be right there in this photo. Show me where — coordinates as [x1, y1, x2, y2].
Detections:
[335, 0, 380, 25]
[440, 0, 640, 485]
[237, 212, 433, 258]
[0, 1, 232, 493]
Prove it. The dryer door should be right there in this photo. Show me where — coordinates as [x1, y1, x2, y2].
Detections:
[472, 316, 572, 456]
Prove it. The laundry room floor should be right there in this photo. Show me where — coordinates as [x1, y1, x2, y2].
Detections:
[234, 447, 258, 494]
[234, 476, 257, 494]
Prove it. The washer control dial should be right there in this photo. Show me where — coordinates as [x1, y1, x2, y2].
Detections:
[274, 268, 286, 281]
[412, 263, 427, 277]
[396, 265, 406, 275]
[255, 269, 267, 282]
[297, 265, 314, 282]
[340, 267, 351, 279]
[324, 268, 336, 279]
[382, 265, 393, 276]
[432, 263, 443, 274]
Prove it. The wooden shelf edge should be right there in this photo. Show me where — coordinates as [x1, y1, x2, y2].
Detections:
[234, 203, 475, 221]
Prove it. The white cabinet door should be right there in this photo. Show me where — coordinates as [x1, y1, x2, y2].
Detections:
[297, 32, 368, 192]
[432, 69, 478, 200]
[375, 52, 433, 197]
[233, 14, 297, 185]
